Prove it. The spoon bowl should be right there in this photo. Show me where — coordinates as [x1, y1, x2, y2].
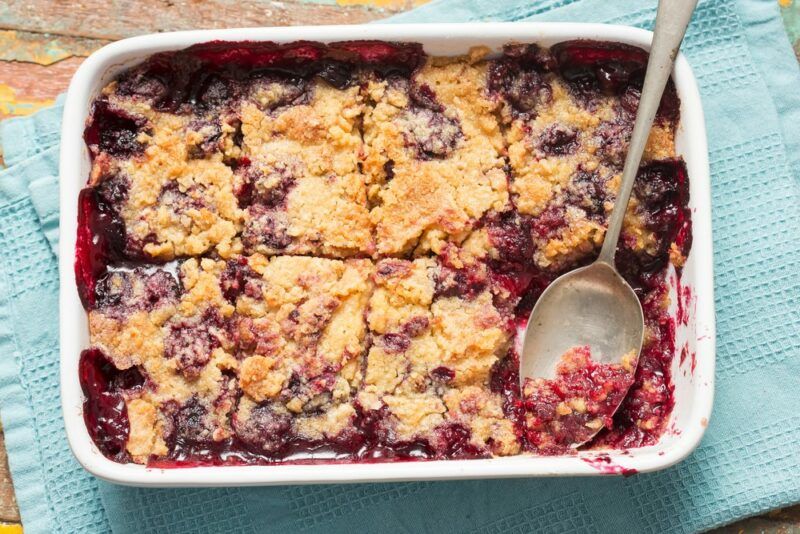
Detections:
[519, 260, 644, 385]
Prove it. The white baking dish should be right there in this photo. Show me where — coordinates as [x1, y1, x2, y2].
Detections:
[59, 22, 715, 486]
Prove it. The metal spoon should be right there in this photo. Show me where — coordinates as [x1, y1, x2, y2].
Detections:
[519, 0, 698, 446]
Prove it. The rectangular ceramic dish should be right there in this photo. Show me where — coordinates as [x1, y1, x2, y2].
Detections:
[59, 22, 715, 486]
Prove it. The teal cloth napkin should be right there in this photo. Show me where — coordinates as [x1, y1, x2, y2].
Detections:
[1, 0, 799, 532]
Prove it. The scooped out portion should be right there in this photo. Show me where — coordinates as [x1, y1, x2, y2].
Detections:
[521, 346, 637, 454]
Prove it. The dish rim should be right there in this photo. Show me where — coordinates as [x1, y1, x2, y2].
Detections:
[58, 21, 716, 487]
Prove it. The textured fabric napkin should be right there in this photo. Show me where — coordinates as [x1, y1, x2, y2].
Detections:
[1, 0, 799, 532]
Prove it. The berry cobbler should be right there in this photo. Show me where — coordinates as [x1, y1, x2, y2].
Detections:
[76, 40, 691, 465]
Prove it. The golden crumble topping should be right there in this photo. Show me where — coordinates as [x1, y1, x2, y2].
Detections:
[88, 255, 373, 461]
[362, 54, 509, 256]
[238, 80, 373, 257]
[359, 258, 518, 455]
[90, 90, 243, 261]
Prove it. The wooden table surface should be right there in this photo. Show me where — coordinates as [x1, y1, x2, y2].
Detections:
[0, 1, 798, 532]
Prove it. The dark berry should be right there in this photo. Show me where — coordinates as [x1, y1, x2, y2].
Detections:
[488, 45, 553, 115]
[551, 40, 648, 96]
[409, 82, 443, 111]
[84, 100, 149, 158]
[537, 125, 578, 156]
[483, 211, 535, 269]
[431, 423, 482, 457]
[144, 270, 180, 306]
[401, 316, 430, 337]
[501, 43, 557, 71]
[188, 72, 237, 111]
[634, 159, 690, 246]
[614, 246, 665, 294]
[75, 174, 134, 308]
[242, 206, 292, 252]
[430, 366, 455, 382]
[219, 257, 260, 304]
[164, 308, 227, 379]
[353, 403, 390, 450]
[383, 160, 395, 181]
[530, 206, 567, 238]
[93, 173, 132, 255]
[187, 119, 223, 158]
[506, 70, 552, 113]
[76, 190, 115, 308]
[94, 269, 178, 317]
[95, 171, 130, 205]
[488, 62, 552, 114]
[233, 402, 292, 452]
[238, 163, 296, 209]
[165, 396, 216, 452]
[489, 348, 527, 424]
[400, 107, 462, 159]
[595, 114, 634, 168]
[381, 333, 411, 353]
[434, 262, 488, 300]
[634, 160, 684, 210]
[116, 63, 171, 102]
[115, 55, 185, 109]
[513, 269, 556, 319]
[84, 172, 155, 263]
[79, 348, 145, 460]
[233, 164, 255, 207]
[565, 169, 607, 217]
[316, 60, 355, 89]
[620, 85, 641, 115]
[331, 40, 425, 76]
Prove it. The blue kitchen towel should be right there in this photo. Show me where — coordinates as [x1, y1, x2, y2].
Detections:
[1, 0, 799, 532]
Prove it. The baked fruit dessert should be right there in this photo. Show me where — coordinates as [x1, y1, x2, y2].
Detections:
[76, 39, 691, 466]
[521, 346, 637, 454]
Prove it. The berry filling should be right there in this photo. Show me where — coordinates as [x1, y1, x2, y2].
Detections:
[84, 100, 149, 158]
[79, 348, 145, 461]
[113, 40, 424, 115]
[521, 346, 636, 455]
[396, 80, 463, 159]
[487, 44, 554, 116]
[552, 40, 680, 122]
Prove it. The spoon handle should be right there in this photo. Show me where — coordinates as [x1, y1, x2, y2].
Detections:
[597, 0, 698, 265]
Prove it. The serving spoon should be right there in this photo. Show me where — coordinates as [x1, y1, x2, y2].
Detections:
[519, 0, 698, 446]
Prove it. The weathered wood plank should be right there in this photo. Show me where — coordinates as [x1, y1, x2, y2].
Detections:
[338, 0, 428, 9]
[0, 29, 107, 65]
[0, 432, 20, 524]
[0, 57, 84, 119]
[712, 505, 800, 533]
[0, 0, 395, 41]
